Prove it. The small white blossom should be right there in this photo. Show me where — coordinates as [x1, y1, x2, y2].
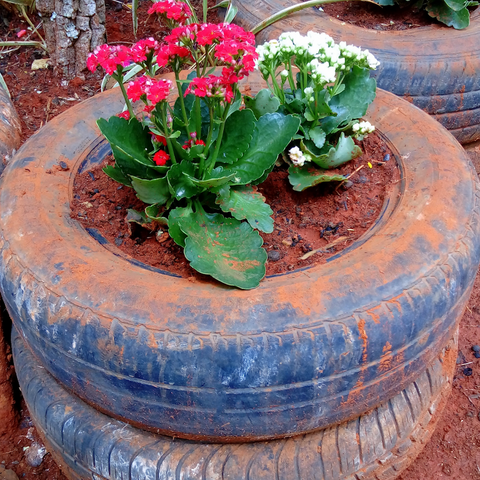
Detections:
[289, 146, 310, 167]
[280, 69, 289, 79]
[353, 120, 375, 138]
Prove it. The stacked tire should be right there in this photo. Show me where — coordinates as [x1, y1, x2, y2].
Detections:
[234, 1, 480, 144]
[2, 73, 480, 479]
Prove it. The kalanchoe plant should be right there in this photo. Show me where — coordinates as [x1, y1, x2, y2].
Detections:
[254, 31, 379, 191]
[87, 6, 300, 289]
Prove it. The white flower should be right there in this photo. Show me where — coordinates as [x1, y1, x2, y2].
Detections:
[307, 59, 336, 85]
[289, 146, 309, 167]
[353, 121, 375, 138]
[280, 69, 289, 79]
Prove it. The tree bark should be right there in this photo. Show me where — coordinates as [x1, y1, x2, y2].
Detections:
[0, 309, 17, 437]
[37, 0, 106, 79]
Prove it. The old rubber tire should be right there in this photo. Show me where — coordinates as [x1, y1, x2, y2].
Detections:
[0, 73, 479, 442]
[233, 1, 480, 144]
[0, 84, 22, 174]
[12, 327, 457, 480]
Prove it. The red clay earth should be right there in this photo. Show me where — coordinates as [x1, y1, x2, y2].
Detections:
[1, 2, 480, 479]
[71, 135, 398, 278]
[322, 1, 477, 31]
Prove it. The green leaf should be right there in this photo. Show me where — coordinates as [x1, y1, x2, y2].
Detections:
[145, 204, 169, 224]
[130, 176, 171, 205]
[168, 205, 193, 247]
[220, 113, 301, 185]
[216, 185, 274, 233]
[309, 126, 327, 149]
[186, 167, 236, 189]
[320, 67, 376, 134]
[288, 164, 347, 191]
[374, 0, 395, 4]
[443, 0, 464, 11]
[167, 160, 201, 200]
[244, 89, 280, 119]
[103, 165, 132, 186]
[126, 208, 151, 225]
[304, 133, 362, 169]
[426, 0, 470, 28]
[97, 116, 152, 166]
[178, 209, 266, 289]
[217, 109, 256, 165]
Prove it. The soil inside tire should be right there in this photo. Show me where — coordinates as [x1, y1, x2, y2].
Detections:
[71, 132, 399, 278]
[322, 1, 476, 30]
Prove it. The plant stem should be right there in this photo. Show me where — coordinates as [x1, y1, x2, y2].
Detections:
[19, 5, 47, 50]
[161, 103, 177, 164]
[207, 101, 231, 175]
[287, 60, 296, 91]
[115, 72, 135, 118]
[203, 0, 208, 23]
[251, 0, 375, 35]
[175, 70, 191, 135]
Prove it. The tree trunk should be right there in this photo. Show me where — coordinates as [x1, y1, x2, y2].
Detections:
[0, 309, 17, 437]
[37, 0, 106, 79]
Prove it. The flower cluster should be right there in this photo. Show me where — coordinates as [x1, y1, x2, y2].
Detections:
[185, 75, 234, 103]
[147, 0, 192, 25]
[87, 44, 132, 75]
[256, 31, 379, 86]
[288, 146, 311, 167]
[352, 120, 375, 139]
[127, 77, 173, 106]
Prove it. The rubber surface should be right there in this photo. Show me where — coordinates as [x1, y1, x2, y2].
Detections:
[13, 327, 457, 480]
[0, 72, 479, 441]
[0, 85, 21, 174]
[233, 1, 480, 144]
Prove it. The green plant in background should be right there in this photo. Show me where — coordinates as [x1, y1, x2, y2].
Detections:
[375, 0, 478, 29]
[254, 31, 379, 191]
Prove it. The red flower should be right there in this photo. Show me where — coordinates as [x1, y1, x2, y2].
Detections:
[116, 111, 131, 120]
[153, 150, 170, 166]
[151, 134, 167, 146]
[87, 44, 131, 75]
[185, 75, 234, 103]
[157, 44, 192, 68]
[195, 139, 206, 146]
[127, 76, 148, 102]
[148, 0, 192, 24]
[146, 79, 173, 104]
[130, 38, 160, 62]
[197, 24, 223, 46]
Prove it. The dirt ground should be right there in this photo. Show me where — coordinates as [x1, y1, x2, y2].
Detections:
[1, 1, 480, 479]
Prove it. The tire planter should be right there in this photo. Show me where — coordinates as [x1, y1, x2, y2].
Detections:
[12, 326, 458, 480]
[0, 84, 22, 175]
[233, 1, 480, 144]
[0, 72, 479, 442]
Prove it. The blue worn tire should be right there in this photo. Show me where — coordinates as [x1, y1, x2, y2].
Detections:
[0, 73, 479, 441]
[12, 327, 457, 480]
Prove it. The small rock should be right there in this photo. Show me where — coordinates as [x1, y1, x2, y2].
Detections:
[114, 238, 122, 247]
[463, 367, 473, 376]
[59, 161, 68, 171]
[287, 264, 294, 270]
[24, 442, 47, 467]
[282, 238, 293, 247]
[467, 411, 474, 417]
[356, 175, 368, 184]
[31, 58, 50, 71]
[342, 180, 354, 190]
[472, 345, 480, 352]
[475, 352, 480, 359]
[267, 250, 281, 262]
[442, 463, 452, 476]
[0, 465, 19, 480]
[383, 154, 390, 162]
[156, 231, 169, 243]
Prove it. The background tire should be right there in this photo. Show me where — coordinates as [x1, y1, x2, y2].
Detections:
[13, 327, 458, 480]
[233, 1, 480, 144]
[0, 74, 479, 441]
